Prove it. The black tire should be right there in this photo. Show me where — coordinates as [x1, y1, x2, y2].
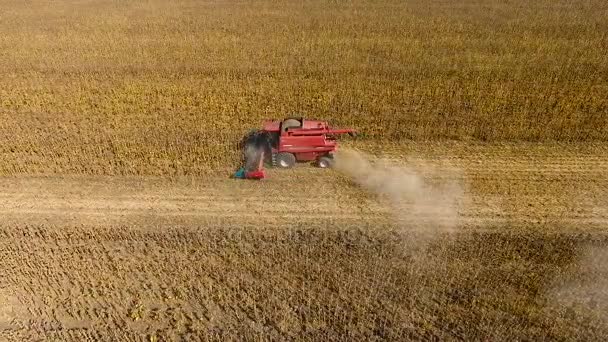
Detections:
[317, 156, 334, 168]
[275, 152, 296, 168]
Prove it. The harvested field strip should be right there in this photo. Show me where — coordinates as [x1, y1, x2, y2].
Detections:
[1, 143, 607, 340]
[2, 224, 608, 340]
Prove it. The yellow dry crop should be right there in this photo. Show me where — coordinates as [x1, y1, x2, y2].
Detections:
[0, 0, 606, 176]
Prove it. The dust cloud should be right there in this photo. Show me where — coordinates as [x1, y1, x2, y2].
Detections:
[240, 130, 270, 171]
[333, 148, 466, 242]
[546, 245, 608, 322]
[243, 143, 263, 171]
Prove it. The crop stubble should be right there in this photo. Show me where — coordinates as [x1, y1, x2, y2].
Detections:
[1, 143, 607, 340]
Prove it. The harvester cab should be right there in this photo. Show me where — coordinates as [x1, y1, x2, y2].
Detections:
[240, 117, 356, 171]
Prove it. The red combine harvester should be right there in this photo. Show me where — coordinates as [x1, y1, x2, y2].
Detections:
[242, 117, 356, 170]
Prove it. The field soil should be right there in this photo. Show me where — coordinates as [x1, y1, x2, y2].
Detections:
[1, 142, 607, 340]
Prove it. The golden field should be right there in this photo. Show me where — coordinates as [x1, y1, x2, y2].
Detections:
[0, 0, 606, 175]
[1, 144, 607, 340]
[1, 0, 608, 341]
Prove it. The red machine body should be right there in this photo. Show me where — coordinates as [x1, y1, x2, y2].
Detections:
[259, 117, 356, 168]
[244, 170, 265, 179]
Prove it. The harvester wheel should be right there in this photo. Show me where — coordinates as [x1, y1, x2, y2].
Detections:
[317, 156, 334, 168]
[275, 152, 296, 168]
